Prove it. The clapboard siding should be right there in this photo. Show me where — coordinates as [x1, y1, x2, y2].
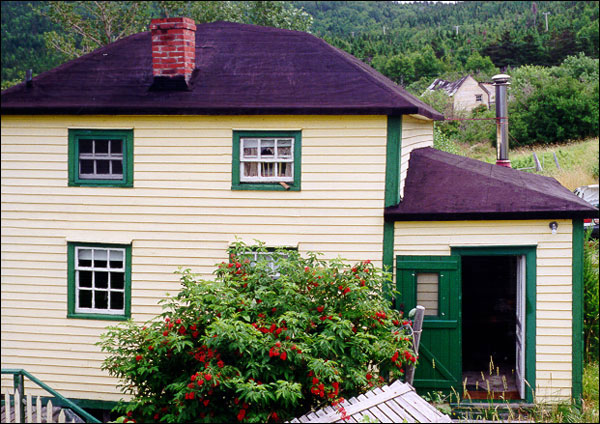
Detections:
[1, 114, 397, 401]
[399, 115, 433, 197]
[393, 219, 573, 401]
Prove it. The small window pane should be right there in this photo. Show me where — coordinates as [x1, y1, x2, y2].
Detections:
[111, 160, 123, 175]
[79, 140, 93, 154]
[95, 291, 108, 309]
[94, 249, 108, 268]
[95, 139, 109, 155]
[109, 250, 124, 269]
[110, 139, 122, 154]
[78, 249, 92, 267]
[416, 273, 439, 316]
[244, 162, 258, 178]
[96, 160, 110, 174]
[110, 292, 124, 310]
[277, 140, 292, 158]
[262, 162, 275, 177]
[111, 272, 124, 289]
[278, 162, 292, 178]
[80, 160, 94, 175]
[260, 140, 275, 157]
[242, 139, 258, 158]
[79, 271, 93, 287]
[96, 271, 109, 288]
[79, 290, 92, 308]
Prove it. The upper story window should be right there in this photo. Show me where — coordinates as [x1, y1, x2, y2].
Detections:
[67, 242, 131, 320]
[68, 129, 133, 187]
[232, 131, 301, 191]
[475, 94, 483, 102]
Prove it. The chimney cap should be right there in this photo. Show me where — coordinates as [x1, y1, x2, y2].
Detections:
[492, 74, 511, 85]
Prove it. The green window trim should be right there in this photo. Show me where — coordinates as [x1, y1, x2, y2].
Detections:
[451, 245, 537, 404]
[68, 129, 133, 187]
[232, 130, 301, 191]
[67, 242, 132, 321]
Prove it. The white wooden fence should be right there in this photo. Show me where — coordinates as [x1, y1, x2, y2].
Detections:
[2, 390, 77, 423]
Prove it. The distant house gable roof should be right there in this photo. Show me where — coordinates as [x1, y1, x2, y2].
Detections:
[385, 147, 598, 221]
[426, 75, 470, 97]
[1, 21, 443, 119]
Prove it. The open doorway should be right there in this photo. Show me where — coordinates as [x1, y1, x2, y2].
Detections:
[462, 255, 525, 400]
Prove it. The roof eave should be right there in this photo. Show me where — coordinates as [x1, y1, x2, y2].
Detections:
[384, 208, 599, 222]
[1, 105, 444, 119]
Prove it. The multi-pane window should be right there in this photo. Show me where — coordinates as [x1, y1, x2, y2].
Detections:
[233, 131, 301, 191]
[68, 129, 133, 187]
[68, 243, 131, 320]
[475, 94, 483, 102]
[240, 138, 294, 182]
[78, 138, 123, 179]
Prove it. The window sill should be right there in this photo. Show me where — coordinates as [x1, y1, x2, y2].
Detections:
[232, 183, 300, 191]
[67, 312, 130, 321]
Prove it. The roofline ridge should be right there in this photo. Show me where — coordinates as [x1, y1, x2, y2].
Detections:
[309, 34, 438, 117]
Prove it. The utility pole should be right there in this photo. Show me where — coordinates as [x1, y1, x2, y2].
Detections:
[383, 25, 386, 35]
[542, 12, 550, 32]
[454, 25, 460, 35]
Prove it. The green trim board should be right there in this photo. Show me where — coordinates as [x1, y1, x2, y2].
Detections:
[382, 116, 402, 299]
[67, 242, 132, 320]
[572, 219, 583, 405]
[451, 245, 537, 404]
[231, 130, 302, 191]
[68, 129, 133, 187]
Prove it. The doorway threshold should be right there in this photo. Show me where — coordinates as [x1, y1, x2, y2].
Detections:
[462, 371, 522, 401]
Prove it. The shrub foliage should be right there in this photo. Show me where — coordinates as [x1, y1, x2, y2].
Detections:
[584, 233, 599, 362]
[99, 242, 415, 423]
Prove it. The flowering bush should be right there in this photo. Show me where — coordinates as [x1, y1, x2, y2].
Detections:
[99, 242, 416, 423]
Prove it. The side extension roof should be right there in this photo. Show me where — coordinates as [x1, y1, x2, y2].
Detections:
[385, 147, 599, 221]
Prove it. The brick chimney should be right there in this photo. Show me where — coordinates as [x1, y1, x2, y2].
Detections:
[149, 17, 196, 90]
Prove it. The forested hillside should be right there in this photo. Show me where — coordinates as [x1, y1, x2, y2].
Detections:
[2, 1, 598, 147]
[294, 1, 598, 88]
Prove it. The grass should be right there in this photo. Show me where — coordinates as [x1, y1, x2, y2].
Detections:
[428, 360, 599, 422]
[457, 137, 600, 190]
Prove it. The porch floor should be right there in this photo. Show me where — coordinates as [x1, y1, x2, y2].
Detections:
[463, 370, 521, 400]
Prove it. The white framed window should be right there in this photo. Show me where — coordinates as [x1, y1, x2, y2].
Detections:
[74, 246, 127, 315]
[240, 137, 294, 183]
[78, 138, 124, 180]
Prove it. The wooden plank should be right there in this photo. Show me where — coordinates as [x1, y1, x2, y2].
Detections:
[46, 400, 53, 424]
[401, 391, 444, 422]
[36, 395, 42, 423]
[377, 400, 410, 423]
[27, 394, 33, 423]
[365, 404, 391, 423]
[5, 392, 12, 424]
[389, 396, 430, 423]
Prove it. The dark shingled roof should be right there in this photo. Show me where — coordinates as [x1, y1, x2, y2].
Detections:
[1, 21, 443, 119]
[385, 147, 599, 221]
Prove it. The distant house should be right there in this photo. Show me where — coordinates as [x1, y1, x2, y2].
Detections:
[426, 75, 495, 112]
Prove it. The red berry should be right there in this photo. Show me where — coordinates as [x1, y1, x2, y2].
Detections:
[135, 355, 142, 361]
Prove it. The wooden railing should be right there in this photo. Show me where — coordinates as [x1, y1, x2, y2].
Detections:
[1, 369, 100, 423]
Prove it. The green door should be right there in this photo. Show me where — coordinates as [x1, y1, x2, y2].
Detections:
[396, 255, 461, 393]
